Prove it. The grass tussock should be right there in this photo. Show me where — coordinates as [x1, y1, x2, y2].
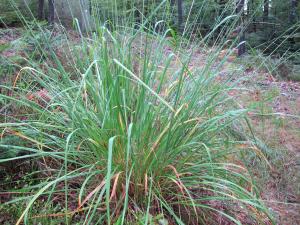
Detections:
[0, 24, 274, 224]
[0, 1, 278, 223]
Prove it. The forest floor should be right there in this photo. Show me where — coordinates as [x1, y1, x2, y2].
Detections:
[188, 48, 300, 224]
[172, 44, 300, 224]
[226, 63, 300, 225]
[0, 27, 299, 224]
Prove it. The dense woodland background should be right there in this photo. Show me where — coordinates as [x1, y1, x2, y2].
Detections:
[1, 0, 299, 57]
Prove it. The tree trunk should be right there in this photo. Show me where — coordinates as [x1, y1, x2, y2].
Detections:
[289, 0, 298, 23]
[177, 0, 183, 32]
[134, 8, 140, 28]
[251, 0, 256, 32]
[247, 0, 250, 16]
[48, 0, 55, 24]
[238, 27, 246, 56]
[236, 0, 246, 56]
[236, 0, 244, 15]
[263, 0, 269, 21]
[38, 0, 44, 20]
[217, 0, 227, 39]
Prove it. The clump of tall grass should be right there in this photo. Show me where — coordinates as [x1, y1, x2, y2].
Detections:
[0, 1, 275, 224]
